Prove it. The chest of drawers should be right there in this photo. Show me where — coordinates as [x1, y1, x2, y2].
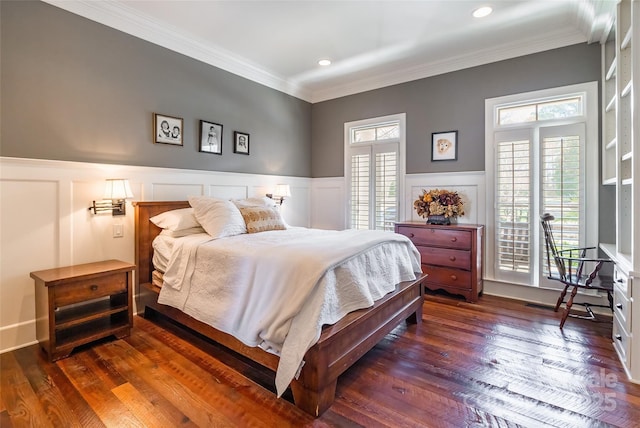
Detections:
[395, 222, 484, 302]
[30, 259, 135, 361]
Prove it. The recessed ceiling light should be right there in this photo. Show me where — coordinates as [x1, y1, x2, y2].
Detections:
[318, 59, 331, 66]
[473, 6, 493, 18]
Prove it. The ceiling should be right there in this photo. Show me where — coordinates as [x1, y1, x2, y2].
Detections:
[45, 0, 616, 103]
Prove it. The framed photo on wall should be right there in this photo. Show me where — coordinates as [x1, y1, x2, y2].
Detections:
[154, 113, 183, 146]
[233, 131, 250, 155]
[431, 130, 458, 161]
[199, 120, 223, 155]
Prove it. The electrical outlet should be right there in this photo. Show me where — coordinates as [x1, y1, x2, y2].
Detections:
[113, 224, 124, 238]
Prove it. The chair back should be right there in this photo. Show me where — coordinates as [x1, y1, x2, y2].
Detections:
[540, 213, 566, 280]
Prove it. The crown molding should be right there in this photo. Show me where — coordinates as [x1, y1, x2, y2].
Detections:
[573, 0, 616, 44]
[310, 29, 587, 103]
[42, 0, 312, 102]
[43, 0, 594, 105]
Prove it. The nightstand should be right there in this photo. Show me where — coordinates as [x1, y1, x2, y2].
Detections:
[30, 259, 135, 361]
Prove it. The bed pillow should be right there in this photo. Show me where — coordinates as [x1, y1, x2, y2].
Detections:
[189, 196, 247, 238]
[239, 206, 286, 233]
[232, 196, 277, 209]
[159, 226, 207, 238]
[150, 208, 200, 231]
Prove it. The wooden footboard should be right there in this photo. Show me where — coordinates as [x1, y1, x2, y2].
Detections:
[133, 201, 426, 416]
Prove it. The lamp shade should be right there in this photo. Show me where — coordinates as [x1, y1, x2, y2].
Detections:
[104, 179, 133, 200]
[273, 184, 291, 198]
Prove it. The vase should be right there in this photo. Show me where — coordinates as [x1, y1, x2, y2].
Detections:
[426, 215, 451, 225]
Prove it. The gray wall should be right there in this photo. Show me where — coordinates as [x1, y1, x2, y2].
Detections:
[0, 1, 615, 242]
[0, 1, 311, 177]
[311, 43, 601, 177]
[310, 42, 616, 242]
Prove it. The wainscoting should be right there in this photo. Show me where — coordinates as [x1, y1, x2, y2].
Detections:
[0, 161, 607, 354]
[0, 157, 311, 353]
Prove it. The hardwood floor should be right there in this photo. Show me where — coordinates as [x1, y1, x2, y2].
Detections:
[2, 293, 640, 427]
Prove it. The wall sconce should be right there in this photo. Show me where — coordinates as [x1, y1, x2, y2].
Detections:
[89, 179, 134, 216]
[266, 184, 291, 205]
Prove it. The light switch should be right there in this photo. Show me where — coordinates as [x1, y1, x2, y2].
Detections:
[113, 224, 124, 238]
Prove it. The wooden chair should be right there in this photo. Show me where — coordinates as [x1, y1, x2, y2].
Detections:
[540, 213, 614, 328]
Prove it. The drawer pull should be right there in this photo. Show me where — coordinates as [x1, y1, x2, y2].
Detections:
[617, 278, 624, 283]
[449, 256, 456, 261]
[615, 334, 622, 341]
[616, 303, 623, 310]
[90, 285, 98, 291]
[450, 237, 457, 242]
[450, 275, 457, 281]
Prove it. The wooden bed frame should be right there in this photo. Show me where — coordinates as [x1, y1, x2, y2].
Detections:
[133, 201, 426, 416]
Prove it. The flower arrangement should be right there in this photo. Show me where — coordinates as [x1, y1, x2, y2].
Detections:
[414, 189, 464, 220]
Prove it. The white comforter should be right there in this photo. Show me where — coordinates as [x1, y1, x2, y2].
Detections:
[156, 228, 421, 395]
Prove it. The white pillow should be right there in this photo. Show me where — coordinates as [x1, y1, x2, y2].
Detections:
[150, 208, 200, 231]
[189, 196, 247, 238]
[232, 196, 277, 208]
[159, 226, 207, 238]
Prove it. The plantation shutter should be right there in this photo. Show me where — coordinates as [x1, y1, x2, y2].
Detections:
[350, 148, 371, 230]
[539, 123, 585, 287]
[494, 129, 532, 283]
[486, 84, 596, 288]
[374, 145, 398, 231]
[346, 120, 401, 231]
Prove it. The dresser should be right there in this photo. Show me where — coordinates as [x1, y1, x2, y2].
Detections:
[395, 222, 484, 302]
[30, 259, 135, 361]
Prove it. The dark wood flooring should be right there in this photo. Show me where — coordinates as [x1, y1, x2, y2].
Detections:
[2, 293, 640, 427]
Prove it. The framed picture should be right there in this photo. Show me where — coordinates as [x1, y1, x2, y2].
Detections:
[233, 131, 250, 155]
[154, 113, 183, 146]
[199, 120, 223, 155]
[431, 130, 458, 161]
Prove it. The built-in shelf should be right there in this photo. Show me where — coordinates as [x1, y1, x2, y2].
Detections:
[621, 81, 633, 98]
[606, 95, 617, 111]
[621, 26, 633, 50]
[603, 177, 617, 185]
[606, 138, 617, 150]
[600, 243, 633, 275]
[607, 60, 617, 80]
[602, 0, 638, 386]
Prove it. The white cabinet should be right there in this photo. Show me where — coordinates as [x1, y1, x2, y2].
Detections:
[600, 0, 640, 384]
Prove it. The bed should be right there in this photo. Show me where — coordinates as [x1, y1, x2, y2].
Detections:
[133, 200, 427, 416]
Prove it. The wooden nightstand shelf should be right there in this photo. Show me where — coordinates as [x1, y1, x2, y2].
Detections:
[396, 222, 484, 302]
[30, 259, 135, 361]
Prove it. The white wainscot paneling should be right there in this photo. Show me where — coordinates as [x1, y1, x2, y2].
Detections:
[0, 180, 59, 352]
[0, 157, 311, 353]
[405, 172, 486, 225]
[309, 173, 486, 230]
[311, 178, 346, 230]
[152, 183, 205, 200]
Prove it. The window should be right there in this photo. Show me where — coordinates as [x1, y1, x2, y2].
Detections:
[345, 114, 406, 231]
[497, 96, 582, 125]
[485, 83, 598, 288]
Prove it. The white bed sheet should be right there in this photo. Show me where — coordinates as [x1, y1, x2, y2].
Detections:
[154, 227, 421, 395]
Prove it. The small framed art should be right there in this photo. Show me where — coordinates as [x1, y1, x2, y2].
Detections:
[234, 131, 250, 155]
[199, 120, 223, 155]
[431, 130, 458, 161]
[154, 113, 183, 146]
